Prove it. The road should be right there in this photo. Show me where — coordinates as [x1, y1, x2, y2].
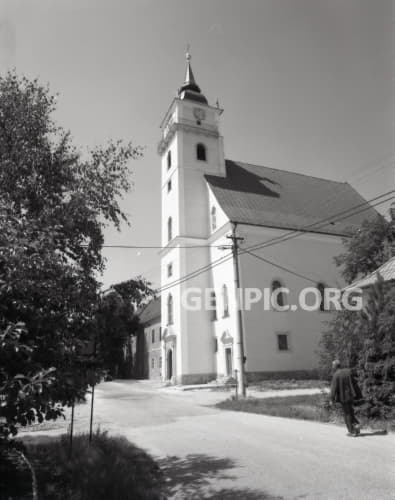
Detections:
[25, 380, 395, 499]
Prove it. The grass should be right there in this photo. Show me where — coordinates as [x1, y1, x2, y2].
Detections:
[248, 379, 327, 392]
[217, 393, 335, 422]
[23, 430, 164, 500]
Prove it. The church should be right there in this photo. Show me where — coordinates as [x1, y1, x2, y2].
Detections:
[142, 52, 377, 385]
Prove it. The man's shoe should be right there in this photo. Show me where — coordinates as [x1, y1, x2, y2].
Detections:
[347, 432, 358, 437]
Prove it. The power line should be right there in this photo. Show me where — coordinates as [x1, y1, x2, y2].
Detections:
[156, 193, 393, 293]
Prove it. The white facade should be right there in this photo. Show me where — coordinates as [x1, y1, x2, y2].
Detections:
[158, 55, 360, 384]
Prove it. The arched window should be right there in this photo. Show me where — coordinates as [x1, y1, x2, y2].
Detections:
[317, 282, 326, 311]
[196, 143, 206, 161]
[167, 150, 171, 170]
[167, 294, 173, 325]
[167, 216, 172, 242]
[222, 284, 229, 317]
[211, 206, 217, 232]
[271, 280, 286, 309]
[210, 291, 217, 321]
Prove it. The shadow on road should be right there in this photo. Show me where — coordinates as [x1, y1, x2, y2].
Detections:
[158, 454, 282, 499]
[358, 430, 388, 437]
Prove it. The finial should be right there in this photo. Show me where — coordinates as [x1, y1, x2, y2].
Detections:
[216, 98, 220, 108]
[186, 43, 191, 61]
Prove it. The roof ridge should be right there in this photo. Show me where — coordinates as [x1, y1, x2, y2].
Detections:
[225, 158, 348, 185]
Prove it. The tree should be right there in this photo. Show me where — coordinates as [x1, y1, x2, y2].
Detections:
[0, 72, 142, 438]
[95, 278, 154, 378]
[319, 215, 395, 421]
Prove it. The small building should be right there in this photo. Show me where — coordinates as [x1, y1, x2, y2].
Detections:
[138, 298, 162, 380]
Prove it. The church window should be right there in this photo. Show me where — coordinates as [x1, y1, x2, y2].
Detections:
[277, 333, 289, 351]
[167, 217, 173, 242]
[167, 150, 171, 170]
[222, 285, 229, 317]
[211, 206, 217, 231]
[167, 179, 172, 192]
[167, 294, 174, 325]
[214, 338, 218, 353]
[167, 263, 173, 277]
[151, 329, 155, 343]
[271, 280, 286, 309]
[317, 282, 327, 311]
[196, 143, 206, 161]
[210, 291, 217, 321]
[151, 358, 155, 369]
[159, 327, 162, 341]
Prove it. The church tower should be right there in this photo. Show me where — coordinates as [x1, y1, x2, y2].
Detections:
[158, 52, 225, 384]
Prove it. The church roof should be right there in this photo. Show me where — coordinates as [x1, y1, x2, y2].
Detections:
[205, 160, 378, 237]
[138, 297, 161, 325]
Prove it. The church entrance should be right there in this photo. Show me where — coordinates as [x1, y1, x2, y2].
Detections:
[167, 349, 173, 380]
[225, 347, 233, 376]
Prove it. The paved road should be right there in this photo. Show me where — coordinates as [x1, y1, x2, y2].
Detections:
[25, 380, 395, 499]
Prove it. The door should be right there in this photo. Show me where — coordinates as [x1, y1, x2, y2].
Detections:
[225, 347, 233, 376]
[167, 349, 173, 380]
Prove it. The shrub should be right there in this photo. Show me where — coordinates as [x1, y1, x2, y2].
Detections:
[26, 430, 163, 500]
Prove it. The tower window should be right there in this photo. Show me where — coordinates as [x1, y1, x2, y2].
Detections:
[167, 217, 172, 242]
[222, 284, 229, 318]
[167, 263, 173, 277]
[151, 329, 155, 343]
[159, 327, 162, 341]
[210, 291, 217, 321]
[211, 206, 217, 231]
[167, 294, 174, 325]
[167, 150, 171, 170]
[196, 143, 206, 161]
[167, 180, 172, 193]
[271, 279, 286, 309]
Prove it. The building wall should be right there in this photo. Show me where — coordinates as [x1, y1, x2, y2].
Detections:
[144, 320, 162, 380]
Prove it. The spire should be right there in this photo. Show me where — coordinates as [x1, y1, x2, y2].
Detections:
[178, 48, 208, 104]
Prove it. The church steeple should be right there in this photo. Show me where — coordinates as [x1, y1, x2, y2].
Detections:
[178, 50, 208, 104]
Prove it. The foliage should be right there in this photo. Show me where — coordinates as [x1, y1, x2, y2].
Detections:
[0, 71, 142, 437]
[26, 431, 163, 500]
[357, 283, 395, 420]
[0, 323, 62, 439]
[95, 279, 154, 378]
[320, 215, 395, 421]
[335, 216, 394, 284]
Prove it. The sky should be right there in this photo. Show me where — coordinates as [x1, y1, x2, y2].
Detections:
[0, 0, 393, 289]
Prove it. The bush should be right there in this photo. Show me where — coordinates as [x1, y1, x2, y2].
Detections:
[26, 430, 163, 500]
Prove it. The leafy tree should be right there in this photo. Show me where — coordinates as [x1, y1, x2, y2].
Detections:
[335, 216, 394, 284]
[319, 215, 395, 421]
[0, 72, 142, 437]
[95, 278, 154, 378]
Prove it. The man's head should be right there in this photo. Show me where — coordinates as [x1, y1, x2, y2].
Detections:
[332, 359, 341, 371]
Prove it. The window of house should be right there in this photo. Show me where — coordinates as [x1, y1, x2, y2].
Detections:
[167, 179, 172, 193]
[159, 356, 162, 368]
[222, 284, 229, 317]
[317, 282, 326, 311]
[167, 263, 173, 278]
[210, 291, 217, 321]
[151, 329, 155, 343]
[271, 280, 286, 309]
[196, 143, 206, 161]
[167, 294, 173, 325]
[167, 217, 172, 242]
[277, 333, 289, 351]
[167, 150, 171, 170]
[211, 206, 217, 231]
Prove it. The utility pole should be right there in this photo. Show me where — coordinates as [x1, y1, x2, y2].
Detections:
[226, 223, 246, 398]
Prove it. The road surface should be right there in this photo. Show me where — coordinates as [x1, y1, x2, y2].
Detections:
[24, 380, 395, 499]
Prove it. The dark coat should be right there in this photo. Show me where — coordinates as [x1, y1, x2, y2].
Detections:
[330, 368, 362, 403]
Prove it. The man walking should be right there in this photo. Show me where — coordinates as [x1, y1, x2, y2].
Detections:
[330, 360, 363, 436]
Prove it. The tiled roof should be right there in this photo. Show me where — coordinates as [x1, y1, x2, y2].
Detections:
[138, 297, 161, 324]
[205, 160, 378, 236]
[344, 256, 395, 290]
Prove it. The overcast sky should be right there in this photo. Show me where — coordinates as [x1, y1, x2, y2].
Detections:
[0, 0, 393, 289]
